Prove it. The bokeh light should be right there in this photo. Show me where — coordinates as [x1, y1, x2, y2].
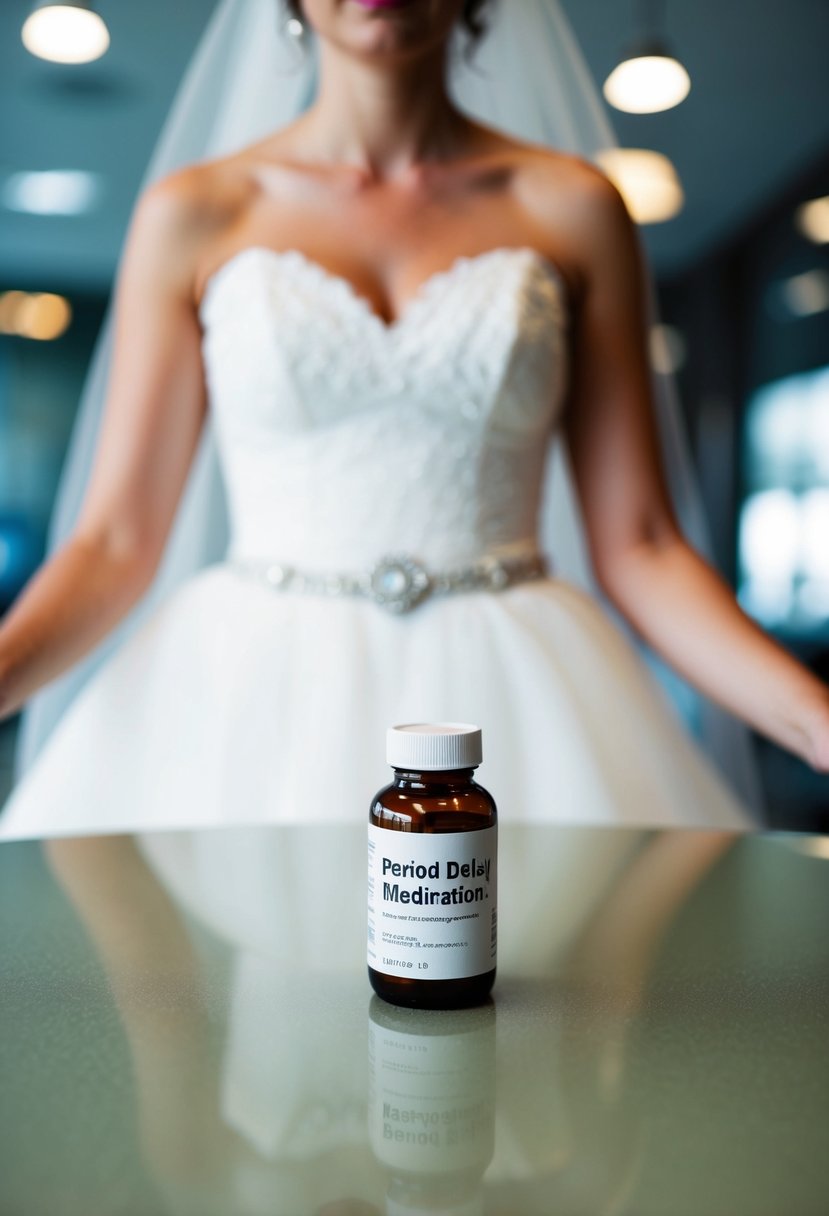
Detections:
[0, 291, 72, 340]
[595, 148, 684, 224]
[21, 4, 110, 65]
[604, 53, 691, 114]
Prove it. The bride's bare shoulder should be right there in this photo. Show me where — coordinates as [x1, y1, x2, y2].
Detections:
[135, 153, 257, 243]
[124, 151, 265, 299]
[511, 142, 629, 237]
[469, 125, 634, 284]
[501, 140, 640, 297]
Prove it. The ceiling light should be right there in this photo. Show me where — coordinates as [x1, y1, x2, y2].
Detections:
[22, 2, 110, 65]
[604, 39, 691, 114]
[1, 169, 101, 216]
[649, 323, 687, 374]
[796, 195, 829, 245]
[595, 148, 684, 224]
[779, 270, 829, 318]
[0, 291, 72, 340]
[20, 293, 73, 340]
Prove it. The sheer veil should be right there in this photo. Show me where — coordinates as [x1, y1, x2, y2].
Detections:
[14, 0, 763, 813]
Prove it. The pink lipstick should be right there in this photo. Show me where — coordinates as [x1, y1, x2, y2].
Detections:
[350, 0, 417, 10]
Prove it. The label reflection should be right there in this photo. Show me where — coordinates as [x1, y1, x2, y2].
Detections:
[367, 997, 496, 1216]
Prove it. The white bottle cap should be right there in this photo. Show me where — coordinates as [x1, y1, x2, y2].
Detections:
[386, 722, 483, 771]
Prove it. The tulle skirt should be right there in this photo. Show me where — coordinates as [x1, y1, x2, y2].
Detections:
[0, 563, 753, 840]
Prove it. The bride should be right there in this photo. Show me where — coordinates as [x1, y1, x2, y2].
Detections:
[0, 0, 826, 838]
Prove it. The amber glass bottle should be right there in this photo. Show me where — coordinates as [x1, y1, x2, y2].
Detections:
[367, 723, 497, 1010]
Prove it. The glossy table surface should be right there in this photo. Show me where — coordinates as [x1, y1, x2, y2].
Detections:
[1, 822, 828, 1216]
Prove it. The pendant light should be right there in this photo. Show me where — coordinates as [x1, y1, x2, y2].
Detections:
[604, 0, 690, 114]
[22, 2, 110, 65]
[796, 196, 829, 245]
[595, 148, 684, 224]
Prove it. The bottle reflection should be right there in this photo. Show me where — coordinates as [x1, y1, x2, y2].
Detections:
[367, 997, 496, 1216]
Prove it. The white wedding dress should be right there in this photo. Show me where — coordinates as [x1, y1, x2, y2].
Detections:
[0, 243, 753, 840]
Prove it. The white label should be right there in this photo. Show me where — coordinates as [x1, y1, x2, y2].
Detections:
[367, 824, 497, 981]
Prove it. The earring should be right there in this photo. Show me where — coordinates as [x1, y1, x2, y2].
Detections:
[282, 10, 305, 41]
[282, 9, 309, 62]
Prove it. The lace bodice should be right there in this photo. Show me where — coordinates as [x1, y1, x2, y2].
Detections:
[200, 245, 570, 569]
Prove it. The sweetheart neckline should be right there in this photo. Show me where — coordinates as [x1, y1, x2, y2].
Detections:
[198, 243, 570, 334]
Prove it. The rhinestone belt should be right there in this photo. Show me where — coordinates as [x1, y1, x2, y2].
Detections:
[231, 551, 548, 614]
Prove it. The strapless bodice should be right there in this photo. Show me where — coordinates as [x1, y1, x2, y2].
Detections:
[199, 245, 570, 569]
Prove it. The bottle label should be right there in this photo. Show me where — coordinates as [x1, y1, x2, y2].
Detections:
[367, 824, 497, 981]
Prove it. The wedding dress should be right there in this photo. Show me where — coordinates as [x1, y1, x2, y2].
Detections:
[0, 241, 752, 839]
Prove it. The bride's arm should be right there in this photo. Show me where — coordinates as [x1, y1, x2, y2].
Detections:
[560, 166, 829, 772]
[0, 173, 212, 720]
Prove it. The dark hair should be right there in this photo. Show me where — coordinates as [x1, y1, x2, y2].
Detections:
[284, 0, 492, 46]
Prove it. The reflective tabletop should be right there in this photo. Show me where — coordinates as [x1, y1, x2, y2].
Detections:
[1, 823, 828, 1215]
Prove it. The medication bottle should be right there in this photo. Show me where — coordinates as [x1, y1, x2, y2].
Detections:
[367, 723, 497, 1009]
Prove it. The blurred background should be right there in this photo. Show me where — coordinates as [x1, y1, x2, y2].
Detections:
[0, 0, 828, 826]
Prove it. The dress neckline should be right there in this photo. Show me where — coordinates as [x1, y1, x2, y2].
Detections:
[198, 244, 570, 334]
